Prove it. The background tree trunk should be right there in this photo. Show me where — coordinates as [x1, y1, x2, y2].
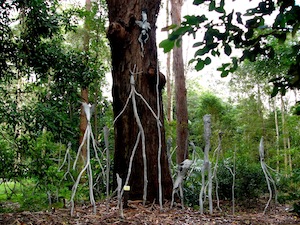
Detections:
[166, 0, 173, 123]
[106, 0, 173, 201]
[79, 0, 91, 160]
[170, 0, 189, 164]
[280, 95, 288, 175]
[273, 98, 280, 173]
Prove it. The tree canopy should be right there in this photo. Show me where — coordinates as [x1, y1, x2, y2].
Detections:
[0, 0, 110, 188]
[160, 0, 300, 96]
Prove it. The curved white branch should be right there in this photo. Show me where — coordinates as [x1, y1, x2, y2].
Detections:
[113, 89, 134, 125]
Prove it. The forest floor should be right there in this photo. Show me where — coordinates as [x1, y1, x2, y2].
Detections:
[1, 199, 299, 225]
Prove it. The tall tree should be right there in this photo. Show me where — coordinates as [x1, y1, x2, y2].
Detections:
[165, 0, 173, 123]
[106, 0, 173, 201]
[0, 0, 108, 169]
[230, 36, 297, 174]
[170, 0, 189, 164]
[79, 0, 92, 160]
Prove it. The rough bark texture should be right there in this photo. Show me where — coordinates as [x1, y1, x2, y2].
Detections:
[79, 88, 88, 160]
[166, 0, 173, 122]
[106, 0, 172, 201]
[79, 0, 91, 160]
[171, 0, 189, 164]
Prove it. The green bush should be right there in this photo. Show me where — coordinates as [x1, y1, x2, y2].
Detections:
[183, 159, 203, 207]
[0, 138, 16, 182]
[217, 161, 267, 201]
[16, 132, 74, 211]
[277, 168, 300, 203]
[183, 159, 269, 208]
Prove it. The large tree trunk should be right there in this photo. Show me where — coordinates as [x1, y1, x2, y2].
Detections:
[106, 0, 173, 201]
[170, 0, 189, 164]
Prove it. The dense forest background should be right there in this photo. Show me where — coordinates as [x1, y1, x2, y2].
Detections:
[0, 0, 300, 217]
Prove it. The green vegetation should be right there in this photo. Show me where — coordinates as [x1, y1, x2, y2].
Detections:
[169, 75, 300, 209]
[0, 0, 112, 213]
[0, 0, 299, 214]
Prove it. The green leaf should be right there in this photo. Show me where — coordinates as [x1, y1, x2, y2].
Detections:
[245, 29, 254, 39]
[236, 12, 243, 24]
[176, 26, 192, 35]
[274, 13, 285, 28]
[207, 42, 219, 50]
[273, 33, 287, 44]
[195, 60, 205, 71]
[212, 49, 220, 57]
[220, 0, 225, 8]
[159, 39, 175, 53]
[168, 24, 178, 30]
[292, 22, 300, 37]
[209, 0, 216, 11]
[204, 57, 211, 65]
[183, 15, 207, 25]
[231, 57, 238, 71]
[246, 16, 264, 29]
[194, 46, 209, 57]
[271, 86, 279, 98]
[218, 63, 231, 70]
[188, 58, 197, 64]
[215, 7, 225, 14]
[227, 12, 233, 24]
[280, 87, 287, 96]
[193, 0, 205, 5]
[258, 1, 275, 15]
[221, 70, 229, 77]
[224, 44, 232, 56]
[175, 38, 182, 48]
[168, 32, 180, 41]
[193, 42, 204, 48]
[217, 63, 230, 77]
[161, 24, 177, 32]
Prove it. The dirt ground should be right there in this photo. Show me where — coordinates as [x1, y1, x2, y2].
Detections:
[1, 199, 299, 225]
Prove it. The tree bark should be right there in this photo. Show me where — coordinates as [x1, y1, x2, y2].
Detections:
[79, 0, 92, 160]
[170, 0, 189, 164]
[106, 0, 172, 201]
[273, 98, 280, 173]
[166, 0, 173, 123]
[79, 88, 88, 159]
[280, 95, 288, 175]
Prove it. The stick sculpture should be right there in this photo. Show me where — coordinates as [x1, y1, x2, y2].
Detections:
[103, 126, 110, 211]
[199, 114, 213, 214]
[113, 65, 163, 215]
[136, 10, 151, 56]
[212, 132, 223, 212]
[116, 173, 124, 218]
[171, 159, 193, 209]
[59, 142, 75, 183]
[224, 147, 236, 215]
[155, 65, 164, 210]
[170, 142, 196, 209]
[259, 137, 277, 214]
[70, 103, 105, 216]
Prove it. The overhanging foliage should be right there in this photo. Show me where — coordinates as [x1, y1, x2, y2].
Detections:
[160, 0, 300, 96]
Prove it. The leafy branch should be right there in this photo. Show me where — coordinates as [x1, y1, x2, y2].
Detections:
[159, 0, 300, 96]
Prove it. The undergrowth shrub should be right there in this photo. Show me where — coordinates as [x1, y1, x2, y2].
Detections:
[218, 161, 267, 201]
[277, 168, 300, 203]
[0, 137, 16, 184]
[183, 159, 268, 208]
[183, 159, 203, 207]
